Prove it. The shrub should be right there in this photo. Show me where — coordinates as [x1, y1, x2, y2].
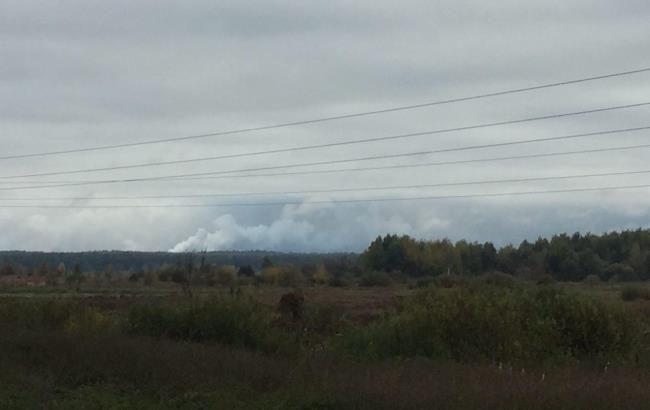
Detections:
[605, 263, 638, 282]
[308, 265, 330, 285]
[432, 274, 467, 289]
[337, 287, 641, 365]
[621, 285, 650, 301]
[0, 299, 77, 330]
[237, 265, 256, 277]
[476, 272, 516, 289]
[358, 272, 392, 287]
[64, 308, 116, 336]
[215, 266, 236, 286]
[260, 267, 281, 285]
[236, 276, 254, 287]
[278, 292, 305, 321]
[583, 274, 601, 286]
[278, 266, 304, 287]
[536, 275, 556, 286]
[387, 270, 408, 284]
[414, 276, 436, 288]
[125, 297, 294, 354]
[327, 276, 348, 287]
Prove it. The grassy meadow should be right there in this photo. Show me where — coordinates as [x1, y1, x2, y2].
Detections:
[1, 276, 650, 409]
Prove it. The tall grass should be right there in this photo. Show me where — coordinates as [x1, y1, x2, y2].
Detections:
[125, 296, 295, 354]
[0, 298, 78, 330]
[0, 298, 117, 335]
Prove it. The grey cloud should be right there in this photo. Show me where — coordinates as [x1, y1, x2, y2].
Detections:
[0, 1, 649, 251]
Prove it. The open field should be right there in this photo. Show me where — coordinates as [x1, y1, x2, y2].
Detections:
[1, 279, 650, 409]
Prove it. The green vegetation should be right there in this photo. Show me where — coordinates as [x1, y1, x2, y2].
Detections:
[126, 297, 294, 354]
[362, 230, 650, 282]
[338, 287, 640, 365]
[3, 229, 650, 290]
[0, 278, 649, 408]
[359, 271, 392, 287]
[621, 284, 650, 301]
[1, 230, 650, 408]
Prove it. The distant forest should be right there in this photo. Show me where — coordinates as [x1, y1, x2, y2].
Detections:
[0, 250, 354, 275]
[363, 229, 650, 282]
[1, 229, 650, 282]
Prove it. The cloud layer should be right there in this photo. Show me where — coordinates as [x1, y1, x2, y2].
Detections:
[1, 1, 649, 252]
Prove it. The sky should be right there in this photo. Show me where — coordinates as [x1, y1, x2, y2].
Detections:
[1, 0, 650, 253]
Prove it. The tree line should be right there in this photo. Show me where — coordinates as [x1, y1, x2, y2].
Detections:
[2, 229, 650, 284]
[361, 230, 650, 281]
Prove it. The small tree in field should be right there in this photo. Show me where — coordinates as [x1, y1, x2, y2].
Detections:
[102, 264, 113, 286]
[238, 265, 255, 277]
[171, 250, 206, 297]
[261, 256, 274, 270]
[44, 262, 66, 287]
[65, 263, 84, 291]
[143, 271, 156, 286]
[0, 263, 15, 276]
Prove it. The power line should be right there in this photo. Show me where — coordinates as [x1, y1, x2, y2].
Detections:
[3, 103, 649, 180]
[0, 183, 649, 208]
[2, 125, 648, 185]
[2, 67, 649, 161]
[1, 142, 649, 191]
[2, 169, 650, 201]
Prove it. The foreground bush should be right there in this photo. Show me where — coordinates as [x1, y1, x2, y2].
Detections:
[125, 297, 294, 354]
[337, 287, 641, 365]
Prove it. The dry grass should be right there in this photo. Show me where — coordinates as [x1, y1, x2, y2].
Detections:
[2, 330, 650, 409]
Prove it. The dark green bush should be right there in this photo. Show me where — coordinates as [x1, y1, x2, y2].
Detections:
[432, 274, 467, 289]
[358, 272, 392, 287]
[605, 263, 638, 282]
[475, 272, 517, 289]
[125, 297, 294, 354]
[621, 285, 650, 301]
[413, 276, 436, 288]
[583, 274, 601, 286]
[337, 287, 640, 365]
[327, 276, 348, 287]
[536, 275, 556, 286]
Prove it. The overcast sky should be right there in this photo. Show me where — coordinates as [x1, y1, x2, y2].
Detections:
[1, 0, 649, 252]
